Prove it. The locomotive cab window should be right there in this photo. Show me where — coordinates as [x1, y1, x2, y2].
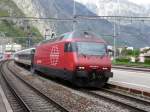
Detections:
[76, 42, 107, 56]
[64, 42, 77, 52]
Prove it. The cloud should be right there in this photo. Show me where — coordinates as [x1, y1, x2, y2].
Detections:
[128, 0, 150, 5]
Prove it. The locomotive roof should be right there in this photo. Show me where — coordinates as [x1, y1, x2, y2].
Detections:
[63, 30, 101, 38]
[14, 48, 35, 55]
[40, 30, 105, 44]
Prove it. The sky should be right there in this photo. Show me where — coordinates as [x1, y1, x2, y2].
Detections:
[76, 0, 150, 5]
[129, 0, 150, 5]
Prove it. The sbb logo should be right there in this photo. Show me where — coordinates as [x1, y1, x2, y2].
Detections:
[50, 45, 60, 66]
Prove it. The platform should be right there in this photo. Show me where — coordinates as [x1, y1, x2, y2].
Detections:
[109, 68, 150, 95]
[0, 85, 13, 112]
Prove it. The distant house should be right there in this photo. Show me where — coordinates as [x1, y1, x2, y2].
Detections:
[107, 45, 113, 57]
[139, 54, 145, 63]
[138, 50, 150, 63]
[126, 47, 134, 51]
[5, 43, 22, 52]
[144, 51, 150, 58]
[107, 45, 113, 50]
[140, 47, 150, 52]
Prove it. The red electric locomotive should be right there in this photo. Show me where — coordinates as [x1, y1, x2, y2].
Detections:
[32, 31, 113, 87]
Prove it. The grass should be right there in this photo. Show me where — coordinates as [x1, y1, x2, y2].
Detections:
[112, 61, 150, 68]
[0, 10, 9, 16]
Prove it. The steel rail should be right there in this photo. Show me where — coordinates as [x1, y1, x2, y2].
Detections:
[82, 90, 148, 112]
[102, 88, 150, 104]
[0, 61, 31, 112]
[6, 61, 69, 112]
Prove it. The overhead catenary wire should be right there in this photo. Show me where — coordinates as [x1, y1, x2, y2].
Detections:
[1, 15, 150, 21]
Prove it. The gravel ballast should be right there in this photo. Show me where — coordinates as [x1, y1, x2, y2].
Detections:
[10, 61, 140, 112]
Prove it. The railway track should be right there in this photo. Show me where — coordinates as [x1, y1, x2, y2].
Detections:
[0, 61, 27, 112]
[82, 88, 150, 112]
[5, 60, 150, 112]
[0, 61, 69, 112]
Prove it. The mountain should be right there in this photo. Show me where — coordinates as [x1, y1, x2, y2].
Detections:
[75, 0, 149, 17]
[12, 0, 113, 37]
[11, 0, 150, 48]
[0, 0, 41, 47]
[0, 0, 24, 37]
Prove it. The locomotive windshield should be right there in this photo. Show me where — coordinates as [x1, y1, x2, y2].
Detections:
[64, 42, 107, 56]
[77, 42, 106, 56]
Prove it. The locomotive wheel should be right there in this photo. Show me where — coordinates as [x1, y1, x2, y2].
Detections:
[96, 77, 109, 88]
[72, 76, 109, 88]
[72, 76, 84, 87]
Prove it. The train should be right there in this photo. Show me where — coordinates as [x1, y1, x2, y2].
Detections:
[0, 53, 3, 60]
[14, 30, 113, 87]
[0, 51, 14, 60]
[14, 48, 35, 66]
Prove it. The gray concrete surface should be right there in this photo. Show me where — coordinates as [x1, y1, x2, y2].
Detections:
[109, 68, 150, 92]
[0, 85, 13, 112]
[0, 93, 6, 112]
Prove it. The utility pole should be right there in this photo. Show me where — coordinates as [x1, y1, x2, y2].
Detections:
[73, 0, 76, 31]
[113, 0, 120, 62]
[117, 0, 120, 36]
[113, 18, 116, 62]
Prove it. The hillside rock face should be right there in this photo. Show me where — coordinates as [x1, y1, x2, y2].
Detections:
[12, 0, 150, 47]
[0, 0, 37, 36]
[12, 0, 112, 37]
[11, 0, 49, 35]
[76, 0, 148, 16]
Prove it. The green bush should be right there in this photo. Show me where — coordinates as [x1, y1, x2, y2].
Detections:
[116, 58, 130, 63]
[144, 58, 150, 64]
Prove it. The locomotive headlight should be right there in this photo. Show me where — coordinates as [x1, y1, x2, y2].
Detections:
[102, 67, 108, 70]
[78, 66, 85, 70]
